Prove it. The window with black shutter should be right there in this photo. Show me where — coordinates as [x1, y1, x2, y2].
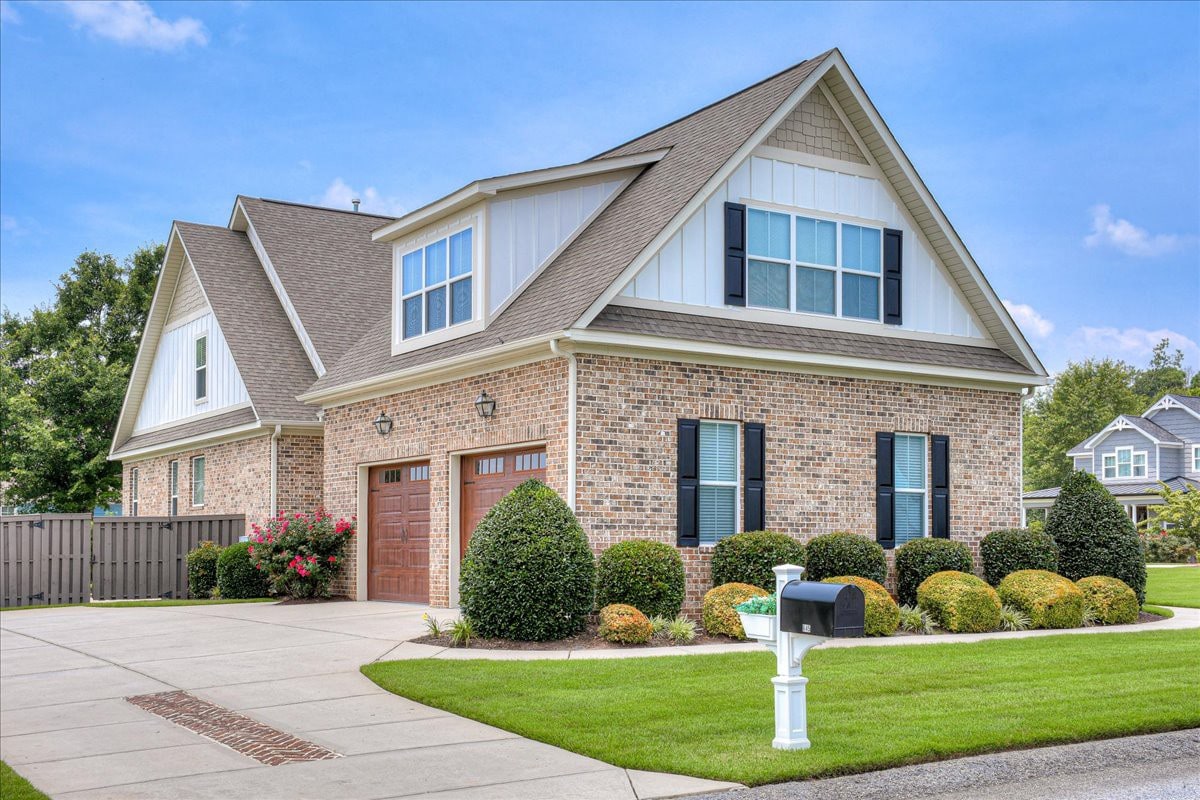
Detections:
[677, 419, 700, 547]
[724, 202, 747, 306]
[744, 423, 765, 532]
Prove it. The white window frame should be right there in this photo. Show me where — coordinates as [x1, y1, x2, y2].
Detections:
[697, 419, 740, 548]
[191, 456, 206, 508]
[398, 225, 476, 341]
[193, 331, 209, 404]
[130, 468, 140, 517]
[168, 460, 179, 516]
[745, 206, 883, 323]
[1192, 444, 1200, 473]
[1106, 446, 1146, 480]
[893, 432, 929, 545]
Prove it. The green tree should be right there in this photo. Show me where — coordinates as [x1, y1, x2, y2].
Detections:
[1022, 359, 1142, 491]
[1145, 483, 1200, 547]
[1131, 339, 1189, 405]
[1, 246, 163, 512]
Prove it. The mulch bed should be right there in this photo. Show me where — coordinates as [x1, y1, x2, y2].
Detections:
[414, 621, 741, 651]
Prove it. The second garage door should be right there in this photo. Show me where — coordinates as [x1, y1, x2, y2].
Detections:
[460, 446, 546, 556]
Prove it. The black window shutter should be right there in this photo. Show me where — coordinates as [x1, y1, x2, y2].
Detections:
[876, 432, 895, 549]
[743, 423, 765, 532]
[931, 435, 950, 539]
[677, 419, 700, 547]
[883, 228, 903, 325]
[724, 202, 747, 306]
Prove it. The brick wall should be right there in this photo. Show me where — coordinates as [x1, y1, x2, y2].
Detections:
[276, 434, 324, 516]
[573, 354, 1022, 614]
[764, 87, 868, 165]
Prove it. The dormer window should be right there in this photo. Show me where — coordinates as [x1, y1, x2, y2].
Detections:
[194, 333, 208, 402]
[401, 228, 473, 339]
[1102, 446, 1146, 480]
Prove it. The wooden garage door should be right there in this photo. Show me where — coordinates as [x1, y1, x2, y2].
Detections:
[368, 462, 430, 602]
[460, 447, 546, 557]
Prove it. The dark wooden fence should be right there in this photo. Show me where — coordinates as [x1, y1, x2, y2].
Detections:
[0, 514, 244, 607]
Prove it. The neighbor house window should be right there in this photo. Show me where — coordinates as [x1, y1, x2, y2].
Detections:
[194, 334, 208, 402]
[698, 421, 739, 546]
[1104, 447, 1146, 480]
[168, 460, 179, 516]
[1193, 445, 1200, 473]
[130, 468, 140, 516]
[191, 456, 206, 507]
[894, 433, 927, 546]
[401, 228, 473, 339]
[746, 208, 881, 321]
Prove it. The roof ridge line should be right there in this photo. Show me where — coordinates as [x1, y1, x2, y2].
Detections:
[240, 195, 397, 220]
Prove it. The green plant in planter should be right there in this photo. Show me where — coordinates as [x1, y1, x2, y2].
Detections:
[734, 595, 777, 615]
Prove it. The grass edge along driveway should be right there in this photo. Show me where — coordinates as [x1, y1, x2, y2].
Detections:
[363, 629, 1200, 786]
[1, 760, 50, 800]
[1145, 566, 1200, 609]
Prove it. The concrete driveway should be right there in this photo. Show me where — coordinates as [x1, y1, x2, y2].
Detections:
[0, 602, 737, 799]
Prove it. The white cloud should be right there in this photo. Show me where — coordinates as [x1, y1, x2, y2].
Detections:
[1084, 204, 1189, 258]
[319, 178, 405, 217]
[1069, 325, 1199, 365]
[60, 1, 208, 51]
[1, 1, 22, 24]
[1002, 300, 1054, 338]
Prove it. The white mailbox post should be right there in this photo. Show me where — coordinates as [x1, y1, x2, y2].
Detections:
[768, 563, 823, 750]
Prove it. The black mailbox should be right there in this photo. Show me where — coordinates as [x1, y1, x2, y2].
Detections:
[779, 581, 865, 638]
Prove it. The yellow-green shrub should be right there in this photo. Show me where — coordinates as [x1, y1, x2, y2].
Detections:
[703, 582, 767, 639]
[1076, 575, 1139, 625]
[598, 603, 653, 644]
[821, 576, 899, 636]
[997, 569, 1084, 629]
[916, 571, 1001, 633]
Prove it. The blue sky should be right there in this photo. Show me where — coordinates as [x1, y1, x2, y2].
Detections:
[1, 0, 1197, 374]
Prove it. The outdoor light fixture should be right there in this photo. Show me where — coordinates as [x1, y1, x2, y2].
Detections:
[373, 412, 394, 436]
[474, 391, 497, 419]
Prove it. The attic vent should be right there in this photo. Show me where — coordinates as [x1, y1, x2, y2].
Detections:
[351, 198, 361, 212]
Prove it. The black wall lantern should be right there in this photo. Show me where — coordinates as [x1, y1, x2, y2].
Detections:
[373, 411, 394, 436]
[474, 391, 497, 419]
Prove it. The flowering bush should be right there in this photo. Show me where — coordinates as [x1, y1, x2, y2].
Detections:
[1139, 529, 1198, 564]
[248, 509, 355, 598]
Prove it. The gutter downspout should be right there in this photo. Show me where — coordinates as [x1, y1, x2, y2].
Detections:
[270, 424, 282, 517]
[550, 339, 577, 510]
[1019, 388, 1028, 527]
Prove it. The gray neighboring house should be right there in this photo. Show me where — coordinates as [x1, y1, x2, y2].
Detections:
[1023, 394, 1200, 524]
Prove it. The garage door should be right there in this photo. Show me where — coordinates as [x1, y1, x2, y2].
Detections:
[368, 462, 430, 602]
[460, 447, 546, 557]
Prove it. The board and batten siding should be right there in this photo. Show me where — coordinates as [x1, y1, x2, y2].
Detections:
[1092, 428, 1160, 481]
[619, 150, 985, 340]
[133, 312, 250, 432]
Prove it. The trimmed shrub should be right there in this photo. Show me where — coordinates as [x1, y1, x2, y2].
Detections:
[1139, 530, 1198, 564]
[1045, 471, 1146, 603]
[217, 542, 271, 599]
[980, 528, 1059, 586]
[248, 510, 356, 598]
[595, 540, 685, 618]
[916, 571, 1001, 633]
[703, 582, 767, 639]
[598, 603, 653, 644]
[1076, 576, 1139, 625]
[804, 532, 887, 585]
[186, 541, 222, 598]
[459, 480, 595, 641]
[895, 538, 974, 606]
[997, 570, 1084, 629]
[710, 530, 805, 592]
[821, 575, 899, 636]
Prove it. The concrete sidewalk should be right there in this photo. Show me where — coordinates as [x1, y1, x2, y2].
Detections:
[0, 602, 738, 799]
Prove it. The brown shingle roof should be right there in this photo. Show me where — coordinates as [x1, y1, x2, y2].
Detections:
[590, 305, 1037, 376]
[115, 406, 259, 453]
[306, 54, 829, 396]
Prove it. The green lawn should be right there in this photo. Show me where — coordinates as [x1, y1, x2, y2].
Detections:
[0, 598, 274, 612]
[1145, 566, 1200, 608]
[1142, 604, 1175, 618]
[364, 629, 1200, 786]
[1, 761, 49, 800]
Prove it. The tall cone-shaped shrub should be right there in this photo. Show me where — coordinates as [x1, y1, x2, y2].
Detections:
[1044, 471, 1146, 603]
[459, 480, 595, 641]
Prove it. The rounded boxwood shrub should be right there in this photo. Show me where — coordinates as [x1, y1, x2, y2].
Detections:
[804, 532, 886, 585]
[702, 582, 767, 639]
[710, 530, 805, 592]
[895, 538, 974, 606]
[598, 603, 653, 644]
[916, 570, 1001, 633]
[821, 575, 899, 636]
[216, 542, 271, 599]
[1076, 575, 1139, 625]
[1045, 471, 1146, 603]
[997, 569, 1084, 629]
[459, 480, 595, 641]
[595, 540, 685, 618]
[980, 528, 1059, 586]
[186, 541, 222, 598]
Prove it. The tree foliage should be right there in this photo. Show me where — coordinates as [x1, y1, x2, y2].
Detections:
[1145, 483, 1200, 547]
[1, 246, 163, 512]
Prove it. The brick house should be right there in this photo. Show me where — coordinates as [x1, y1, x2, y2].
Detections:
[113, 50, 1047, 611]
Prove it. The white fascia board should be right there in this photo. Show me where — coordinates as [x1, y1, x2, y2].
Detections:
[561, 328, 1046, 392]
[1087, 417, 1178, 449]
[1144, 395, 1200, 423]
[370, 149, 670, 243]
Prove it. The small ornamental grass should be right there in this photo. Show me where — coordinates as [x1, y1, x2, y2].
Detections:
[703, 582, 767, 639]
[998, 604, 1032, 632]
[665, 617, 698, 643]
[248, 509, 355, 599]
[895, 538, 974, 606]
[821, 575, 899, 636]
[598, 603, 653, 644]
[710, 530, 805, 592]
[594, 540, 685, 619]
[804, 532, 887, 584]
[897, 604, 934, 635]
[916, 571, 1001, 633]
[997, 570, 1084, 630]
[1076, 576, 1139, 625]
